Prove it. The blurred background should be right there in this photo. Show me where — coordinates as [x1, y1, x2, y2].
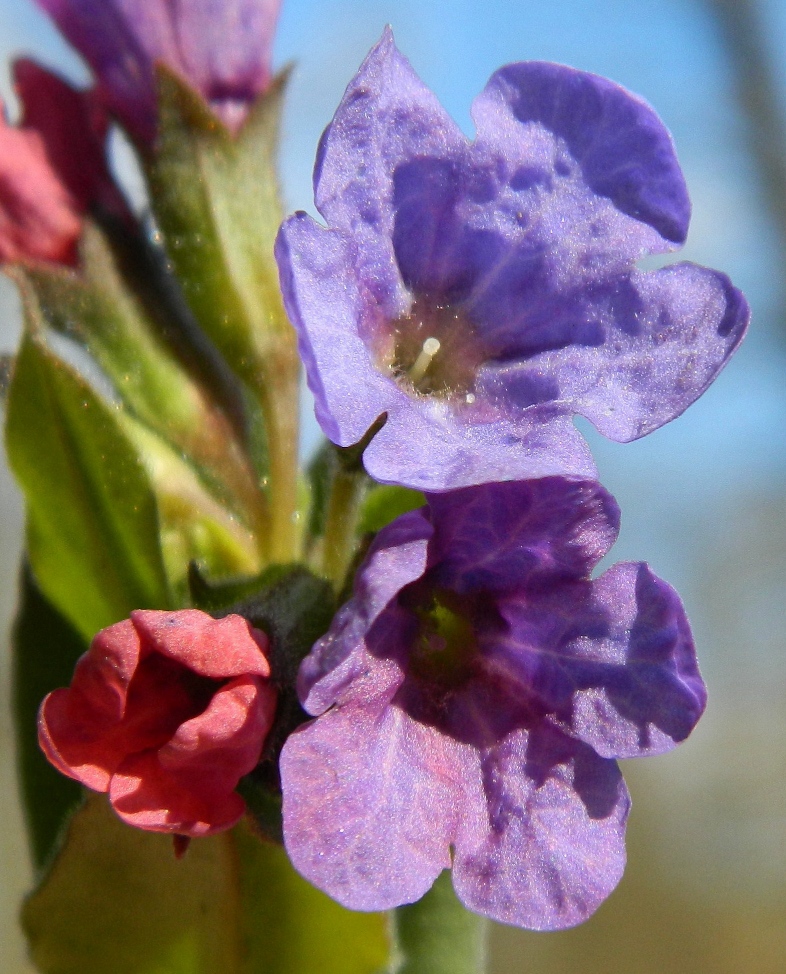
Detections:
[1, 0, 785, 971]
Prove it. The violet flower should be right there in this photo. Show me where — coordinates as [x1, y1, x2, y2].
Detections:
[276, 30, 749, 492]
[280, 478, 706, 929]
[35, 0, 283, 146]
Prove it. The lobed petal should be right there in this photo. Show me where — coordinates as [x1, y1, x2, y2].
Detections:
[472, 61, 690, 253]
[425, 477, 620, 593]
[299, 509, 431, 714]
[313, 27, 467, 318]
[452, 723, 629, 930]
[491, 562, 706, 758]
[129, 609, 270, 679]
[281, 701, 475, 911]
[37, 619, 141, 790]
[109, 675, 275, 835]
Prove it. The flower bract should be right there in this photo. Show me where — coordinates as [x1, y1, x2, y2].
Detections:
[39, 610, 277, 836]
[276, 29, 749, 492]
[280, 477, 706, 928]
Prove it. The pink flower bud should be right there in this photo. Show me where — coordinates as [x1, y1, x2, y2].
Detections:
[39, 610, 277, 837]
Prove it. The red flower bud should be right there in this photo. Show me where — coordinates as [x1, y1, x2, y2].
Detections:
[39, 610, 277, 837]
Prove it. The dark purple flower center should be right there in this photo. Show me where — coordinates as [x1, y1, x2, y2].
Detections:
[385, 297, 486, 400]
[400, 586, 479, 689]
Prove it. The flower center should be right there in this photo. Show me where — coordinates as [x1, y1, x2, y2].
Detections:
[407, 589, 477, 688]
[386, 297, 486, 399]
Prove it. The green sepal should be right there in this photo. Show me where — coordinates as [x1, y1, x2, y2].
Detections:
[12, 566, 85, 870]
[391, 871, 488, 974]
[4, 317, 170, 640]
[188, 561, 270, 614]
[358, 485, 426, 535]
[145, 66, 293, 383]
[220, 563, 336, 687]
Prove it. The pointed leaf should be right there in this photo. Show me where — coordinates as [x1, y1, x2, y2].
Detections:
[5, 323, 170, 639]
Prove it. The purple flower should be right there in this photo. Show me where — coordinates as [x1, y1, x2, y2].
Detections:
[279, 477, 706, 929]
[35, 0, 283, 145]
[276, 30, 749, 492]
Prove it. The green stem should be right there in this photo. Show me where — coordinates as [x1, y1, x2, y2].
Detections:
[256, 351, 301, 564]
[389, 871, 488, 974]
[321, 461, 368, 587]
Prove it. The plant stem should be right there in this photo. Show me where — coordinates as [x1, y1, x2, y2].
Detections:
[321, 462, 368, 587]
[389, 871, 488, 974]
[256, 351, 301, 564]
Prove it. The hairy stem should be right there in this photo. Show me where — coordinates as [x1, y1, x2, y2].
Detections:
[389, 871, 488, 974]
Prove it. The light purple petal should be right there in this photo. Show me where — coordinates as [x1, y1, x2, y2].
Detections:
[362, 396, 597, 492]
[298, 509, 431, 713]
[452, 723, 630, 930]
[425, 478, 619, 593]
[490, 562, 706, 758]
[313, 26, 467, 318]
[472, 61, 690, 252]
[537, 263, 749, 442]
[281, 702, 475, 911]
[275, 212, 400, 447]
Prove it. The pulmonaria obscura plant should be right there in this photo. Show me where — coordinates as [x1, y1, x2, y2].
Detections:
[1, 4, 747, 972]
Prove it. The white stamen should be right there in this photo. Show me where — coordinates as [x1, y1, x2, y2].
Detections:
[408, 337, 441, 386]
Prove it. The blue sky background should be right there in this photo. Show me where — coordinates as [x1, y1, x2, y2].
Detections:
[1, 2, 785, 971]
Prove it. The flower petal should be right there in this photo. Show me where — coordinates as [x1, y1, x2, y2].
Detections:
[472, 61, 690, 252]
[426, 477, 620, 593]
[37, 619, 141, 790]
[452, 723, 630, 930]
[129, 610, 270, 679]
[491, 562, 706, 758]
[281, 701, 472, 911]
[109, 675, 274, 835]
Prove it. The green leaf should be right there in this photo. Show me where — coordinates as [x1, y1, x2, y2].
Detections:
[222, 563, 336, 687]
[146, 70, 301, 562]
[358, 485, 426, 535]
[23, 798, 390, 974]
[5, 323, 170, 639]
[391, 871, 488, 974]
[121, 416, 262, 600]
[12, 566, 85, 870]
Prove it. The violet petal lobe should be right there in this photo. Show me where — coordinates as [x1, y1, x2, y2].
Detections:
[426, 477, 620, 593]
[491, 562, 706, 759]
[277, 31, 748, 491]
[281, 702, 472, 911]
[451, 724, 630, 931]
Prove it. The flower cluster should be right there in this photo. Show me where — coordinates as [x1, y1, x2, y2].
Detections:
[23, 6, 748, 939]
[273, 30, 745, 928]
